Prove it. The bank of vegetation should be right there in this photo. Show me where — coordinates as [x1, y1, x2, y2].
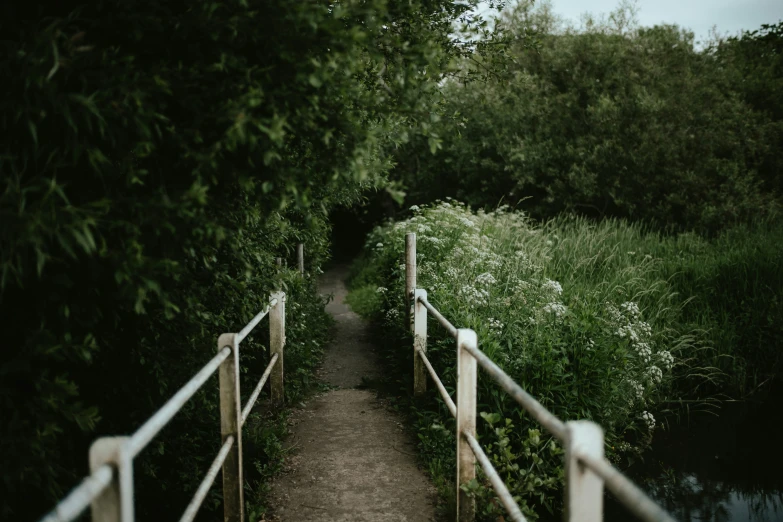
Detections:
[0, 0, 504, 518]
[348, 1, 783, 519]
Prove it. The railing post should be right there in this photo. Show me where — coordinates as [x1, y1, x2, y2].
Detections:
[217, 333, 244, 522]
[297, 243, 304, 275]
[413, 288, 427, 396]
[89, 437, 134, 522]
[270, 291, 286, 406]
[456, 329, 477, 522]
[565, 420, 604, 522]
[405, 233, 416, 333]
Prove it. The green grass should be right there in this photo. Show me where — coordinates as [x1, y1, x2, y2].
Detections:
[345, 285, 383, 318]
[542, 215, 783, 397]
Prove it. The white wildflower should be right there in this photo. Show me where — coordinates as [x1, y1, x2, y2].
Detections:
[410, 205, 420, 212]
[615, 325, 639, 343]
[476, 272, 497, 285]
[620, 302, 641, 320]
[647, 365, 663, 384]
[542, 302, 568, 319]
[542, 279, 563, 296]
[642, 411, 655, 430]
[634, 342, 652, 363]
[376, 287, 387, 294]
[630, 380, 644, 400]
[657, 350, 674, 370]
[637, 322, 652, 337]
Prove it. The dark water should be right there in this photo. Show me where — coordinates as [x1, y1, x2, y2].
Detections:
[606, 399, 783, 521]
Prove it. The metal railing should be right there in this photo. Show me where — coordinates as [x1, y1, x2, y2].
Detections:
[39, 244, 308, 522]
[404, 233, 677, 522]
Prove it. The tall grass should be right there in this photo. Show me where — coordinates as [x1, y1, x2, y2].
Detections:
[348, 201, 781, 519]
[543, 215, 783, 397]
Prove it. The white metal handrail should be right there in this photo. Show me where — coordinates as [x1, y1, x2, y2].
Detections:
[241, 353, 280, 425]
[128, 347, 232, 458]
[38, 243, 307, 522]
[404, 232, 676, 522]
[179, 435, 235, 522]
[463, 431, 527, 521]
[38, 465, 114, 522]
[416, 347, 457, 418]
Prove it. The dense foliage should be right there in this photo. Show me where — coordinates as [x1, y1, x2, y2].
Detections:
[392, 2, 783, 235]
[0, 0, 504, 518]
[349, 202, 694, 518]
[348, 201, 782, 518]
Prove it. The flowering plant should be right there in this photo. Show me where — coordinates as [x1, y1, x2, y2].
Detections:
[351, 201, 695, 518]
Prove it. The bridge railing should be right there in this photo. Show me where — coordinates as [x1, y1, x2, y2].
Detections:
[39, 244, 308, 522]
[404, 233, 676, 522]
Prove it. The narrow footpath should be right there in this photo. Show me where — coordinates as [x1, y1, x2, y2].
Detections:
[268, 266, 437, 521]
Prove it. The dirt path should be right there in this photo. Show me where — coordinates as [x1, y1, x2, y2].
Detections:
[268, 266, 437, 521]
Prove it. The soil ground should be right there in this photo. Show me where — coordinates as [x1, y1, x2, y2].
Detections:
[267, 265, 437, 521]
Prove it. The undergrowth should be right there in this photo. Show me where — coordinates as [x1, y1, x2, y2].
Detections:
[347, 200, 781, 519]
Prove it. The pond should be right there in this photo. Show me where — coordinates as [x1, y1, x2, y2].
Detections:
[606, 394, 783, 521]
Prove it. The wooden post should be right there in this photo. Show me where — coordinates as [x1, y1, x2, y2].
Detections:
[270, 291, 286, 406]
[413, 288, 427, 396]
[297, 243, 304, 275]
[405, 233, 416, 333]
[217, 333, 244, 522]
[90, 437, 134, 522]
[456, 329, 477, 522]
[565, 420, 604, 522]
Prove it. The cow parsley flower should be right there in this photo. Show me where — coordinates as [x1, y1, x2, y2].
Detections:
[542, 302, 568, 319]
[542, 279, 563, 296]
[630, 380, 644, 400]
[642, 411, 656, 430]
[488, 318, 504, 332]
[634, 342, 652, 363]
[459, 217, 476, 228]
[620, 302, 641, 320]
[657, 350, 674, 370]
[647, 365, 663, 384]
[476, 272, 497, 285]
[616, 325, 639, 343]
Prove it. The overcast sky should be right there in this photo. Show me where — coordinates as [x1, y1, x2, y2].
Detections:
[490, 0, 783, 44]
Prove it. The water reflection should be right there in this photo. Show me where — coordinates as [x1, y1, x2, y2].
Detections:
[606, 400, 783, 521]
[628, 472, 783, 522]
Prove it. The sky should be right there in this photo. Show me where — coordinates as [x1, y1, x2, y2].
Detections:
[489, 0, 783, 44]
